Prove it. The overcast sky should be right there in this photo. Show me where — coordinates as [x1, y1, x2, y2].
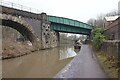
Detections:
[2, 0, 119, 23]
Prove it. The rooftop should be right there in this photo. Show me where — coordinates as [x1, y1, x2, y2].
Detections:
[104, 16, 119, 21]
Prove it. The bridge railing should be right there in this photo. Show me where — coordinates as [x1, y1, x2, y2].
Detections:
[0, 0, 41, 14]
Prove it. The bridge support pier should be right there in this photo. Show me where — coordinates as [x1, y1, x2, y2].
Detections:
[40, 13, 59, 49]
[56, 32, 60, 47]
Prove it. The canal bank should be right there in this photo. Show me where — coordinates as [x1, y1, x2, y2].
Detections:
[54, 45, 108, 78]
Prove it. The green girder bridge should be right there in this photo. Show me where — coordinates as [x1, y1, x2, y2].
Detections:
[48, 16, 93, 35]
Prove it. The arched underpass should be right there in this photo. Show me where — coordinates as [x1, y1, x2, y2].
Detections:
[0, 14, 40, 50]
[2, 20, 35, 44]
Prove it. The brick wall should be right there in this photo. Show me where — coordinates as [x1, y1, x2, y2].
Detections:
[104, 19, 113, 29]
[105, 17, 120, 40]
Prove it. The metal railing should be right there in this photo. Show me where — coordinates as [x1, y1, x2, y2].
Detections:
[0, 0, 42, 14]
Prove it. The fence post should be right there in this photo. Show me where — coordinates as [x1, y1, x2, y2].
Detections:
[118, 41, 120, 77]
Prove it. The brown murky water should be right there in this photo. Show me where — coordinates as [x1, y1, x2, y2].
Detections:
[2, 44, 79, 78]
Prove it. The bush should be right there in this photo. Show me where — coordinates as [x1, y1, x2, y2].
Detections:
[92, 27, 106, 50]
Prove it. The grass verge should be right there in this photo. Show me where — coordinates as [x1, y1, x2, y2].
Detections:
[96, 51, 118, 78]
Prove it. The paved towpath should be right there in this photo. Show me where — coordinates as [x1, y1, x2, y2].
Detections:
[54, 45, 108, 78]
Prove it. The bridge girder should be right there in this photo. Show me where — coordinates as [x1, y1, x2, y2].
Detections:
[50, 23, 91, 35]
[48, 15, 92, 35]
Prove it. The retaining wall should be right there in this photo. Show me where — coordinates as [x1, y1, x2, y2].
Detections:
[101, 40, 120, 59]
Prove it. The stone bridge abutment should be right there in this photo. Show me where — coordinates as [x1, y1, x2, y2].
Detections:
[1, 6, 59, 50]
[0, 13, 41, 50]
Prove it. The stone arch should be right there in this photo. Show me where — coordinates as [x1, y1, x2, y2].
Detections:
[0, 13, 40, 50]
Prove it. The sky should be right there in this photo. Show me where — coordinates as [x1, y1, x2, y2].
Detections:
[1, 0, 119, 37]
[2, 0, 119, 23]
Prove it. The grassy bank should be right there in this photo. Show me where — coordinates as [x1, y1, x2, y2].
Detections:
[94, 49, 118, 78]
[2, 40, 35, 60]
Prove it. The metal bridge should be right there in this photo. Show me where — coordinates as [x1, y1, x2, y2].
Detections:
[48, 16, 93, 35]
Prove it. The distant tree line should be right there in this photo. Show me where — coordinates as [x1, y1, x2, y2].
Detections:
[87, 9, 118, 28]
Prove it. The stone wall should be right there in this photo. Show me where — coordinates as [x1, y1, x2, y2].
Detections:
[101, 40, 120, 59]
[40, 13, 58, 49]
[1, 6, 59, 50]
[49, 30, 58, 48]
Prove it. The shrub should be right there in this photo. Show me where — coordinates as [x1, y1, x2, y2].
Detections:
[92, 27, 106, 50]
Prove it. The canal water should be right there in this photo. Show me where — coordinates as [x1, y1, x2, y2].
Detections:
[2, 44, 79, 78]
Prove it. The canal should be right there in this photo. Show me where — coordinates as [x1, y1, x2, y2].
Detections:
[2, 44, 79, 78]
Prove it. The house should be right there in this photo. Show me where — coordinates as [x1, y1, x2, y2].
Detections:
[104, 16, 120, 40]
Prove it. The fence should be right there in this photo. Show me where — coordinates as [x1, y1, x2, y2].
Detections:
[0, 0, 41, 14]
[101, 40, 120, 59]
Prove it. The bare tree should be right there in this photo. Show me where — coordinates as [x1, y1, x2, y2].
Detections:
[87, 9, 118, 28]
[87, 15, 104, 28]
[87, 18, 96, 26]
[106, 9, 118, 16]
[95, 14, 105, 27]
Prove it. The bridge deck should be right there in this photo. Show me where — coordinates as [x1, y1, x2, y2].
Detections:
[48, 16, 93, 30]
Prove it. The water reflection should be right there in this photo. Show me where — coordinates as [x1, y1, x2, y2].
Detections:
[2, 44, 79, 78]
[59, 47, 77, 60]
